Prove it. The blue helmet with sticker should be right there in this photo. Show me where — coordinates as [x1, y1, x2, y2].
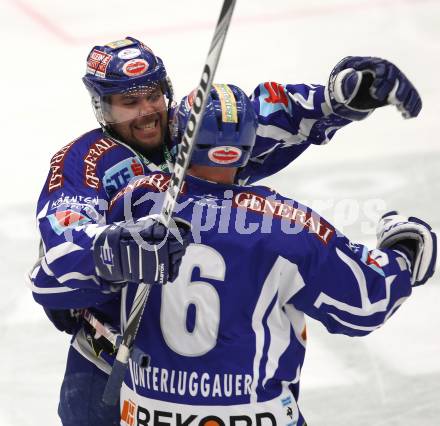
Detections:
[82, 36, 173, 127]
[171, 84, 258, 168]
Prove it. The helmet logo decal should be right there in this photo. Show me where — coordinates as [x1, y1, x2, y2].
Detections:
[208, 146, 242, 165]
[214, 84, 238, 123]
[122, 59, 149, 76]
[105, 39, 134, 49]
[185, 89, 197, 110]
[87, 49, 112, 78]
[117, 48, 141, 60]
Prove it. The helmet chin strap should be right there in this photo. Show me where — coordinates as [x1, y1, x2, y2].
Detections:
[164, 76, 174, 101]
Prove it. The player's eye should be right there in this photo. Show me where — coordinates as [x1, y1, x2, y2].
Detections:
[147, 91, 162, 102]
[122, 97, 139, 106]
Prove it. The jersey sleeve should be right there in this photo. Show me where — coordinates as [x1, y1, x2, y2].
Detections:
[105, 173, 168, 223]
[287, 225, 412, 337]
[237, 82, 352, 184]
[29, 141, 114, 309]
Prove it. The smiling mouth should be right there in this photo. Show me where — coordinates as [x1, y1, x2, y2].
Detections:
[135, 119, 158, 131]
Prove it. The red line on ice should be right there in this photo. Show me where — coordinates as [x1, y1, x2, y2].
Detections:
[10, 0, 436, 45]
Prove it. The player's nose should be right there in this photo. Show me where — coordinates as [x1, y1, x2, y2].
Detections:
[138, 97, 157, 115]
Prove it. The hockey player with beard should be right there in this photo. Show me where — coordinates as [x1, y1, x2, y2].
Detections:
[101, 84, 436, 425]
[28, 35, 423, 425]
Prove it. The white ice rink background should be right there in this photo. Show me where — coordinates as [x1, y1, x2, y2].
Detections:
[0, 0, 439, 424]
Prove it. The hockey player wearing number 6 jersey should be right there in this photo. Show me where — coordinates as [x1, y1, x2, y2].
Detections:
[28, 36, 425, 426]
[100, 85, 435, 425]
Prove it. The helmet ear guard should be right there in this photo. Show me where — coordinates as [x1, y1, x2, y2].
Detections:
[172, 84, 258, 168]
[163, 76, 174, 103]
[90, 94, 106, 126]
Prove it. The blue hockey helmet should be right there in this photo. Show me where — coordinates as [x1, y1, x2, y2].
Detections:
[171, 84, 258, 168]
[82, 37, 173, 127]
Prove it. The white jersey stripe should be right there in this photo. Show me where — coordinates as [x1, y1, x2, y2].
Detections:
[36, 201, 50, 220]
[25, 273, 78, 294]
[250, 259, 281, 403]
[328, 294, 409, 332]
[328, 313, 379, 332]
[284, 304, 307, 349]
[314, 249, 396, 316]
[29, 265, 40, 280]
[256, 124, 305, 146]
[263, 260, 306, 387]
[45, 242, 83, 264]
[58, 272, 100, 285]
[41, 257, 55, 277]
[251, 256, 303, 402]
[262, 301, 291, 387]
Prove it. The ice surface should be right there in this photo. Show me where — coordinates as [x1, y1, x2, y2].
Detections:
[1, 0, 439, 424]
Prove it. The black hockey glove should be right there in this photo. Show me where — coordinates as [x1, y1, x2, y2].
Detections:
[43, 308, 82, 334]
[93, 216, 191, 287]
[327, 56, 422, 121]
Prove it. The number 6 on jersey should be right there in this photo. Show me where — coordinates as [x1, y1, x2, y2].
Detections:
[160, 245, 226, 356]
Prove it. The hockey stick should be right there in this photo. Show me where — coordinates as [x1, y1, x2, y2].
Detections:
[102, 0, 237, 405]
[82, 309, 120, 347]
[82, 309, 150, 367]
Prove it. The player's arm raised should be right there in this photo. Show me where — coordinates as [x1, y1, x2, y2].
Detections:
[287, 211, 435, 337]
[238, 56, 421, 184]
[237, 80, 350, 183]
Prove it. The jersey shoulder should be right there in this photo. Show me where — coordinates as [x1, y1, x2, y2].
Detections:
[45, 128, 146, 198]
[108, 171, 171, 217]
[238, 183, 336, 247]
[45, 128, 102, 193]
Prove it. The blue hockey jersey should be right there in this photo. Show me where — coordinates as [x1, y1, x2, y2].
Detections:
[106, 172, 412, 425]
[28, 82, 351, 373]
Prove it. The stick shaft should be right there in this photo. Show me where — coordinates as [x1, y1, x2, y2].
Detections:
[82, 309, 120, 347]
[102, 0, 237, 406]
[161, 0, 237, 226]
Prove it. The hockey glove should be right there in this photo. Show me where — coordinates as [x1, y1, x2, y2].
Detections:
[43, 308, 82, 334]
[93, 216, 191, 286]
[327, 56, 422, 121]
[377, 211, 437, 286]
